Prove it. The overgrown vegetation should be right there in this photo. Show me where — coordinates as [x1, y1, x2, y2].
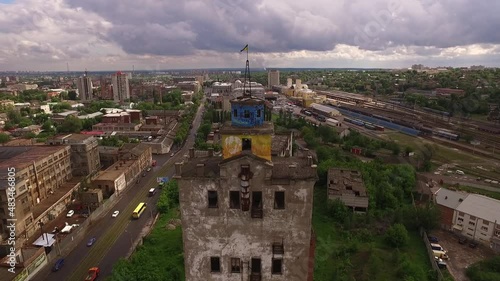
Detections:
[107, 180, 184, 281]
[466, 256, 500, 281]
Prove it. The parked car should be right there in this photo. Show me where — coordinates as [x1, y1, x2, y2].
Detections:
[147, 167, 152, 172]
[435, 257, 447, 269]
[170, 152, 174, 157]
[112, 210, 120, 218]
[430, 243, 446, 252]
[142, 173, 146, 177]
[469, 241, 478, 248]
[428, 236, 439, 243]
[87, 237, 96, 247]
[459, 237, 468, 244]
[66, 210, 75, 218]
[433, 250, 449, 260]
[52, 258, 64, 272]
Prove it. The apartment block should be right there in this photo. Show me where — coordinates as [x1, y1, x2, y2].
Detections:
[0, 146, 72, 258]
[46, 134, 101, 178]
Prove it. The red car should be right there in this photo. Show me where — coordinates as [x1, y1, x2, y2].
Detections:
[85, 267, 100, 281]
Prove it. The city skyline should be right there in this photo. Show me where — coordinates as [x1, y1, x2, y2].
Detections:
[1, 0, 500, 71]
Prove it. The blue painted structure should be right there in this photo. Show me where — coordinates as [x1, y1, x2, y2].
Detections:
[231, 102, 265, 127]
[332, 106, 421, 136]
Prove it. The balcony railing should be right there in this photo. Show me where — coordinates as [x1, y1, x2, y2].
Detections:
[250, 273, 262, 281]
[251, 208, 263, 218]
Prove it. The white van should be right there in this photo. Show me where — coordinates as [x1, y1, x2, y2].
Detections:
[456, 170, 465, 175]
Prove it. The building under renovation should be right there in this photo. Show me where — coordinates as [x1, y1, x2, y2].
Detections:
[176, 88, 318, 280]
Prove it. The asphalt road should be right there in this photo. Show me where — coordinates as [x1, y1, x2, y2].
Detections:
[32, 101, 204, 281]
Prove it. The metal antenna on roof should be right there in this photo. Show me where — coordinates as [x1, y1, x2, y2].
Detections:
[240, 44, 251, 97]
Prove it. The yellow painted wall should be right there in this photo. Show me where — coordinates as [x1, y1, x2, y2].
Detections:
[222, 134, 271, 161]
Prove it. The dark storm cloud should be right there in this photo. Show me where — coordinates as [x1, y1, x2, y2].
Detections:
[62, 0, 500, 56]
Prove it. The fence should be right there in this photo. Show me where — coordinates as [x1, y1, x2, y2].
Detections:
[420, 228, 444, 281]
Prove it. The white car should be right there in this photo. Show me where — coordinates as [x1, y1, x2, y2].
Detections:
[112, 210, 120, 218]
[66, 210, 75, 218]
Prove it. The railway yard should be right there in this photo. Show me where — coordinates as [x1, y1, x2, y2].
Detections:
[289, 94, 500, 183]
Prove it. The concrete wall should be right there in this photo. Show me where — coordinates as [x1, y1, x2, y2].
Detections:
[179, 157, 315, 281]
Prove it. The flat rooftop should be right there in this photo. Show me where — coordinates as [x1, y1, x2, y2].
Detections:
[94, 159, 136, 181]
[0, 146, 69, 171]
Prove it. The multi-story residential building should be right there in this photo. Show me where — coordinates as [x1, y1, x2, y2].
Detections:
[92, 143, 152, 197]
[452, 194, 500, 250]
[76, 74, 94, 101]
[0, 146, 72, 259]
[177, 93, 318, 281]
[434, 188, 468, 230]
[267, 70, 280, 89]
[112, 71, 130, 104]
[46, 134, 101, 178]
[92, 123, 141, 132]
[102, 112, 131, 124]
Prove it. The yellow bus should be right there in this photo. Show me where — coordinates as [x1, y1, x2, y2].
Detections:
[132, 202, 147, 219]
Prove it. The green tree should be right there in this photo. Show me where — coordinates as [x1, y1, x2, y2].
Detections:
[68, 90, 77, 100]
[385, 223, 409, 248]
[0, 133, 10, 144]
[58, 116, 83, 133]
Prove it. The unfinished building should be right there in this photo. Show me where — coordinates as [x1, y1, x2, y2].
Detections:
[327, 168, 368, 213]
[177, 93, 317, 281]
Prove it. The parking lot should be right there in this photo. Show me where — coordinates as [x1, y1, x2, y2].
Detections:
[429, 229, 496, 281]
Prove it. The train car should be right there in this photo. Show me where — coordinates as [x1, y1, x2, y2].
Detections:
[365, 123, 376, 130]
[352, 119, 365, 126]
[423, 107, 450, 116]
[372, 114, 393, 122]
[477, 126, 500, 134]
[434, 129, 460, 141]
[344, 117, 353, 123]
[418, 126, 434, 136]
[374, 125, 385, 131]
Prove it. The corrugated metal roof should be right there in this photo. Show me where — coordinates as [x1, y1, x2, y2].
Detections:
[456, 194, 500, 223]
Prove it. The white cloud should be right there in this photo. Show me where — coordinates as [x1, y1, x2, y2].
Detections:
[0, 0, 499, 70]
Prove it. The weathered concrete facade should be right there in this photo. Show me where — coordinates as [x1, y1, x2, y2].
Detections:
[178, 153, 317, 281]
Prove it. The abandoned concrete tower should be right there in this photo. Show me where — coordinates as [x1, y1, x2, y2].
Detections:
[176, 90, 318, 280]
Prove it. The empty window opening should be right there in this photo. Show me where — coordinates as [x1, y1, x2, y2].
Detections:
[208, 191, 218, 208]
[233, 109, 237, 117]
[272, 259, 283, 275]
[252, 192, 263, 209]
[242, 138, 252, 150]
[274, 191, 285, 209]
[231, 258, 241, 273]
[211, 257, 221, 273]
[244, 110, 250, 118]
[257, 109, 261, 117]
[251, 258, 261, 273]
[230, 191, 241, 209]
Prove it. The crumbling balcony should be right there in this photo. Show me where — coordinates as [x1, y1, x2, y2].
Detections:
[251, 208, 263, 218]
[250, 273, 262, 281]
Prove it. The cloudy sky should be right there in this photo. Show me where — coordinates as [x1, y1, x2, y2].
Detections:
[1, 0, 500, 71]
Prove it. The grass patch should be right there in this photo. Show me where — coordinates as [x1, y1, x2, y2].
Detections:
[383, 131, 482, 164]
[312, 186, 434, 281]
[107, 209, 184, 281]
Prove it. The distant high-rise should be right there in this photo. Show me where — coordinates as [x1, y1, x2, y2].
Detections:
[268, 69, 280, 88]
[76, 74, 93, 101]
[112, 71, 130, 104]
